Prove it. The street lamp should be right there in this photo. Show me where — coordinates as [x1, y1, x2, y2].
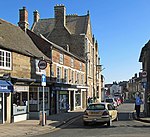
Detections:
[95, 64, 105, 102]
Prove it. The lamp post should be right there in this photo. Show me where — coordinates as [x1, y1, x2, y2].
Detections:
[96, 64, 105, 102]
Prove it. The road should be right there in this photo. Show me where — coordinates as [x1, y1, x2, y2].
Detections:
[33, 103, 150, 137]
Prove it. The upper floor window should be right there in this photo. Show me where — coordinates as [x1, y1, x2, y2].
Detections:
[80, 62, 82, 71]
[57, 66, 61, 82]
[71, 70, 74, 84]
[81, 74, 84, 85]
[76, 72, 79, 84]
[0, 49, 11, 70]
[71, 58, 74, 67]
[64, 68, 68, 83]
[60, 53, 64, 64]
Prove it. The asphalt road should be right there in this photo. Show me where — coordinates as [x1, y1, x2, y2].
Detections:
[33, 103, 150, 137]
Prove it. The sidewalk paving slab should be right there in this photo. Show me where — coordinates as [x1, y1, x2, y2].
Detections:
[0, 109, 84, 137]
[132, 111, 150, 123]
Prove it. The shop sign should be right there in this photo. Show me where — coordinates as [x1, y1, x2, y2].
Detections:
[13, 105, 27, 115]
[0, 86, 7, 90]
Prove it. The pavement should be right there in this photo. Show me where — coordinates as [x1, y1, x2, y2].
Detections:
[132, 111, 150, 123]
[0, 109, 85, 137]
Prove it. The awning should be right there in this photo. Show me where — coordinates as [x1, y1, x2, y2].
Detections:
[0, 80, 14, 93]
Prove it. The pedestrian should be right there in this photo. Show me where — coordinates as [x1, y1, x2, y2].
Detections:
[135, 94, 143, 118]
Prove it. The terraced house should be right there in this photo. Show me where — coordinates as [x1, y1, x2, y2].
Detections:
[0, 18, 51, 124]
[31, 4, 102, 104]
[0, 4, 102, 124]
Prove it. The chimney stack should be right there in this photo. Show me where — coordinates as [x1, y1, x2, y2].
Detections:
[18, 7, 29, 31]
[54, 4, 66, 28]
[33, 10, 40, 23]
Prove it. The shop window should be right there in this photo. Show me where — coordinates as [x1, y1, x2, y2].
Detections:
[39, 87, 49, 110]
[75, 91, 81, 107]
[13, 92, 27, 106]
[29, 92, 38, 112]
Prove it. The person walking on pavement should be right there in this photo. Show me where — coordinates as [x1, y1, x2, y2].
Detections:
[135, 93, 143, 118]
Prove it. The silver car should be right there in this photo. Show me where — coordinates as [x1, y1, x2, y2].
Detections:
[83, 102, 118, 126]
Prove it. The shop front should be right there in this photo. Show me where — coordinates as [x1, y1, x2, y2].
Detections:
[0, 80, 13, 124]
[12, 85, 29, 122]
[58, 90, 69, 113]
[29, 86, 50, 119]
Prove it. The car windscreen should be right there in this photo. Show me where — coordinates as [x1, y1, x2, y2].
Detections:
[105, 99, 113, 103]
[87, 104, 105, 110]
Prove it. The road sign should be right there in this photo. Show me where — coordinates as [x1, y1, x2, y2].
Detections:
[38, 60, 47, 70]
[143, 82, 147, 89]
[41, 74, 46, 86]
[142, 71, 147, 77]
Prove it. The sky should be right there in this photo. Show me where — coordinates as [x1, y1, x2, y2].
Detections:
[1, 0, 150, 84]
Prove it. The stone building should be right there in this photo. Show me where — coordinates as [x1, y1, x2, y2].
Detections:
[139, 40, 150, 116]
[0, 17, 50, 123]
[31, 4, 102, 103]
[19, 6, 88, 115]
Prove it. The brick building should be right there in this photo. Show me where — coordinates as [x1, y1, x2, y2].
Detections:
[31, 4, 102, 103]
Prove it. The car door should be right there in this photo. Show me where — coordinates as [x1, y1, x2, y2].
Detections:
[107, 104, 116, 120]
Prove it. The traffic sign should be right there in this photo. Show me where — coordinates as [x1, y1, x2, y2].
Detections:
[38, 60, 47, 70]
[142, 71, 147, 77]
[41, 74, 46, 86]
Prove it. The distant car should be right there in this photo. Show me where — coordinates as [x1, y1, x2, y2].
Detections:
[114, 97, 121, 106]
[83, 102, 118, 126]
[105, 98, 118, 108]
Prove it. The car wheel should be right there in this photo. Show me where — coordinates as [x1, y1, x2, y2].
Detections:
[107, 119, 112, 127]
[83, 121, 88, 126]
[115, 116, 118, 121]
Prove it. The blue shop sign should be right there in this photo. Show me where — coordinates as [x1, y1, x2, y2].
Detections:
[0, 80, 14, 93]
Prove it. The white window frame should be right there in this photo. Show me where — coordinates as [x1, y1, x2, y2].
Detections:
[81, 74, 84, 85]
[57, 66, 62, 83]
[60, 53, 64, 64]
[64, 68, 68, 83]
[71, 70, 74, 84]
[80, 62, 82, 71]
[77, 72, 79, 84]
[0, 49, 11, 70]
[71, 58, 74, 67]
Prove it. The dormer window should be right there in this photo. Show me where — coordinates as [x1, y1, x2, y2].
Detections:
[0, 49, 11, 70]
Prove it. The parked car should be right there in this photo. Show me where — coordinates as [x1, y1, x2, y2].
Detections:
[114, 97, 121, 106]
[105, 98, 118, 108]
[83, 102, 118, 126]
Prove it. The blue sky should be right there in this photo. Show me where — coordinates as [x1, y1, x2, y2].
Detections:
[1, 0, 150, 83]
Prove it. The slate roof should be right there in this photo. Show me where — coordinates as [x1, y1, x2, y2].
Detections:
[32, 15, 88, 36]
[0, 18, 49, 61]
[31, 15, 89, 59]
[139, 40, 150, 62]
